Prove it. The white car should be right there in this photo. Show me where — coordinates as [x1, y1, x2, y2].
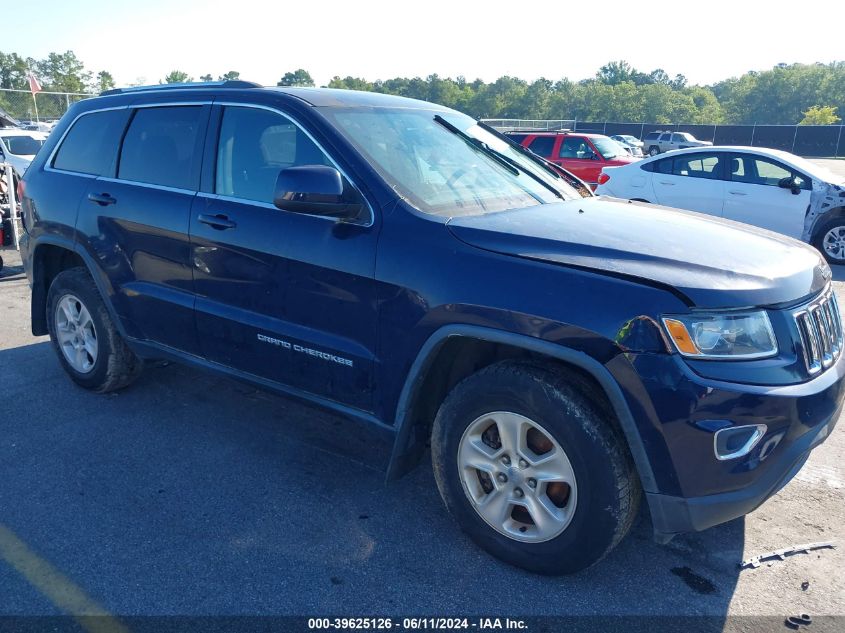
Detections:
[0, 129, 48, 178]
[596, 146, 845, 263]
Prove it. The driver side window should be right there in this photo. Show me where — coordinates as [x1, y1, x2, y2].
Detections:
[215, 106, 331, 204]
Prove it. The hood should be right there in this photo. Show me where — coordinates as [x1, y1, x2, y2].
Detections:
[447, 197, 829, 308]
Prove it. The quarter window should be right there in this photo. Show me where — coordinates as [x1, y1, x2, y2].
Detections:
[527, 136, 555, 157]
[215, 106, 332, 204]
[118, 106, 203, 190]
[52, 109, 130, 176]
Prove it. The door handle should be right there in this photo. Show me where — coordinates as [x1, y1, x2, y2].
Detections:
[198, 213, 237, 230]
[728, 191, 748, 196]
[658, 181, 675, 186]
[88, 192, 117, 206]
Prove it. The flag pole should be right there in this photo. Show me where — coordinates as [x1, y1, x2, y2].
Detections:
[32, 92, 39, 123]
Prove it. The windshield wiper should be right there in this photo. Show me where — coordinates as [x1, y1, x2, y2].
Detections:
[476, 121, 591, 197]
[433, 115, 519, 177]
[477, 121, 564, 180]
[434, 115, 565, 200]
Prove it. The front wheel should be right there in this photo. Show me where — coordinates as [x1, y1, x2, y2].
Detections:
[648, 146, 660, 156]
[814, 219, 845, 265]
[431, 361, 640, 575]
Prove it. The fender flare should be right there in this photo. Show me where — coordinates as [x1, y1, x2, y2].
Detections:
[29, 236, 129, 339]
[386, 324, 658, 494]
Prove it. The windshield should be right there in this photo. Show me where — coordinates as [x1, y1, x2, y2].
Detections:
[591, 137, 627, 160]
[1, 135, 45, 156]
[321, 108, 580, 216]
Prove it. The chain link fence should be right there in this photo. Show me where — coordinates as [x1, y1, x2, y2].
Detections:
[483, 119, 845, 158]
[0, 89, 94, 125]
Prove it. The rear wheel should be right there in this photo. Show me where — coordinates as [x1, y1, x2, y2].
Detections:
[431, 361, 640, 574]
[47, 267, 143, 392]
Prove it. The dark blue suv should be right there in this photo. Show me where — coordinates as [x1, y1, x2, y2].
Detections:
[19, 81, 845, 574]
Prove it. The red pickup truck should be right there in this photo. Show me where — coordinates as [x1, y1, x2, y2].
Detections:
[505, 131, 638, 188]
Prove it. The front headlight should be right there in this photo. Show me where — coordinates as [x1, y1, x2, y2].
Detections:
[662, 311, 777, 359]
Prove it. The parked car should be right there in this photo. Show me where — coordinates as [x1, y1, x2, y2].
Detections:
[595, 146, 845, 263]
[0, 129, 48, 177]
[20, 83, 843, 575]
[505, 130, 638, 188]
[642, 130, 712, 155]
[610, 134, 644, 157]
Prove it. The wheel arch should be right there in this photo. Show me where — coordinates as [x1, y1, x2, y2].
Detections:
[30, 237, 124, 338]
[386, 325, 658, 495]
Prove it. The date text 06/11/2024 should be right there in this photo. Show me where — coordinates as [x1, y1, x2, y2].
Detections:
[307, 617, 528, 630]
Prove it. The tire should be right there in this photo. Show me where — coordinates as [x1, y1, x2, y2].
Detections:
[431, 360, 640, 575]
[648, 146, 660, 156]
[813, 218, 845, 265]
[46, 267, 143, 392]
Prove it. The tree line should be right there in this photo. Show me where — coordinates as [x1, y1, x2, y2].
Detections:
[1, 50, 842, 125]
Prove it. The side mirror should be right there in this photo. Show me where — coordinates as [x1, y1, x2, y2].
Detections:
[778, 176, 802, 195]
[273, 165, 364, 220]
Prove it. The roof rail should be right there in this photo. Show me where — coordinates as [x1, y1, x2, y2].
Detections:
[100, 80, 262, 96]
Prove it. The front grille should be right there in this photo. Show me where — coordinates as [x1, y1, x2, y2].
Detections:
[794, 289, 843, 374]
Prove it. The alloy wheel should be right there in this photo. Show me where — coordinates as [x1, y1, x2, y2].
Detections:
[457, 411, 578, 543]
[55, 294, 98, 373]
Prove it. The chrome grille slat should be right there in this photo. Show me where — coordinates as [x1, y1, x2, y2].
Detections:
[794, 289, 843, 374]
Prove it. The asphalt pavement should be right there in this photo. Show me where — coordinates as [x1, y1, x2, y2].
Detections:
[1, 161, 844, 626]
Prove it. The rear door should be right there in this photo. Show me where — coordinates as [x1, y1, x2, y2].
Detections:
[650, 151, 726, 216]
[723, 153, 811, 238]
[190, 103, 379, 411]
[76, 103, 209, 354]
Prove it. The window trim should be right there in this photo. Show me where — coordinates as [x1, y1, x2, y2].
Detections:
[212, 101, 375, 227]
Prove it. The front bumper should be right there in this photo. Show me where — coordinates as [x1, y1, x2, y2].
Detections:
[647, 415, 832, 538]
[620, 347, 845, 538]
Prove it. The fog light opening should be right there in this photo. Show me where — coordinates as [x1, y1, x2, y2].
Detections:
[714, 424, 767, 461]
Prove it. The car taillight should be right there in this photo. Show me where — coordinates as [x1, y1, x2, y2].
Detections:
[597, 172, 610, 185]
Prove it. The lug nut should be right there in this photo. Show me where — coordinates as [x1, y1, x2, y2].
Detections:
[501, 455, 511, 466]
[528, 478, 537, 489]
[497, 473, 508, 483]
[519, 459, 529, 469]
[514, 488, 524, 498]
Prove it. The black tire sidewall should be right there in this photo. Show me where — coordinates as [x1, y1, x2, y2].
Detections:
[432, 362, 636, 575]
[46, 268, 119, 390]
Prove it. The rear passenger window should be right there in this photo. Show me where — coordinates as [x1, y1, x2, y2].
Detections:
[118, 106, 203, 190]
[672, 154, 721, 179]
[654, 159, 673, 174]
[52, 109, 129, 176]
[527, 136, 555, 157]
[215, 106, 331, 204]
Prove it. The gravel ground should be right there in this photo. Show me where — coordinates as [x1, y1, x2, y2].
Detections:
[0, 162, 844, 625]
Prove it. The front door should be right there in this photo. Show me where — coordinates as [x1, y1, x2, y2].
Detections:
[555, 136, 602, 185]
[190, 104, 379, 411]
[723, 153, 811, 239]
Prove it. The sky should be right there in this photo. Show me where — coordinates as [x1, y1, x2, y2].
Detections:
[7, 0, 844, 89]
